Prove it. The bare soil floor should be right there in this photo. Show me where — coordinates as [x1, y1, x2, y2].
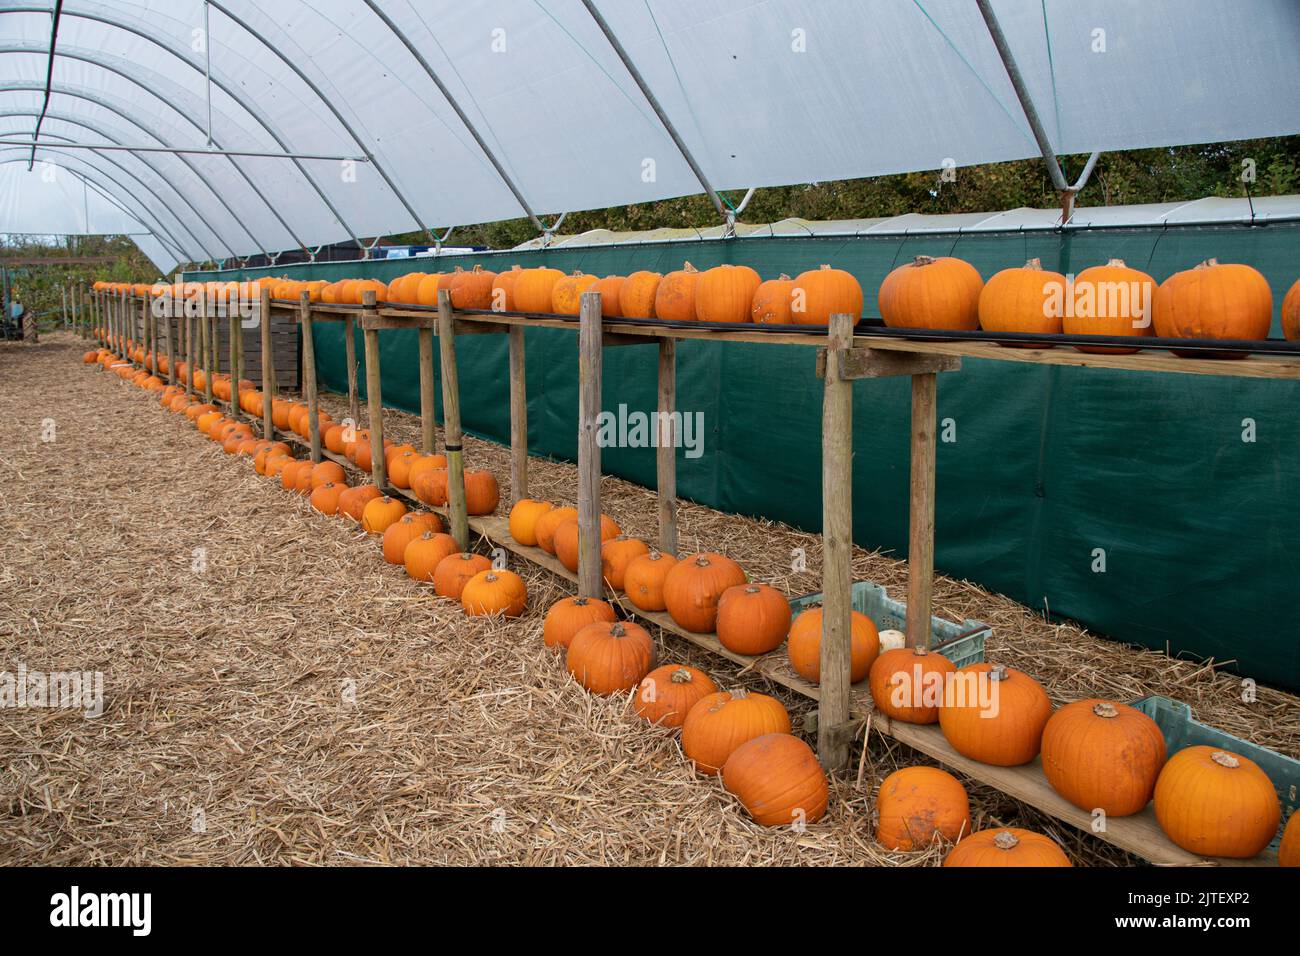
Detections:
[2, 333, 1295, 866]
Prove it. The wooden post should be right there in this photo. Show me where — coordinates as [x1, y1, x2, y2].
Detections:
[141, 295, 151, 373]
[228, 292, 240, 420]
[906, 372, 939, 649]
[657, 338, 678, 555]
[164, 299, 176, 385]
[300, 292, 322, 462]
[201, 293, 214, 404]
[61, 287, 68, 331]
[509, 325, 528, 502]
[344, 312, 360, 427]
[362, 290, 387, 488]
[817, 313, 855, 771]
[418, 326, 436, 455]
[259, 284, 275, 438]
[577, 292, 603, 598]
[437, 290, 469, 550]
[185, 307, 195, 397]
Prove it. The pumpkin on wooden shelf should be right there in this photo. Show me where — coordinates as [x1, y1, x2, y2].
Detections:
[868, 646, 956, 724]
[310, 460, 346, 489]
[308, 481, 346, 516]
[361, 495, 408, 534]
[622, 550, 678, 612]
[490, 265, 524, 312]
[751, 274, 796, 324]
[534, 506, 579, 555]
[1282, 278, 1300, 342]
[264, 454, 294, 479]
[1040, 699, 1166, 817]
[978, 258, 1066, 345]
[411, 468, 449, 506]
[542, 595, 617, 651]
[662, 552, 747, 633]
[406, 454, 448, 490]
[1280, 813, 1299, 867]
[786, 607, 879, 684]
[790, 264, 863, 325]
[875, 766, 970, 851]
[551, 271, 600, 315]
[324, 424, 349, 455]
[723, 733, 828, 827]
[381, 512, 442, 564]
[696, 264, 761, 323]
[938, 663, 1052, 767]
[654, 263, 701, 321]
[681, 689, 791, 776]
[878, 255, 983, 331]
[449, 265, 497, 311]
[508, 498, 555, 546]
[566, 620, 655, 696]
[634, 664, 717, 728]
[464, 469, 500, 515]
[600, 535, 649, 590]
[388, 450, 421, 489]
[415, 273, 445, 306]
[1153, 259, 1273, 358]
[461, 569, 528, 617]
[385, 443, 417, 466]
[715, 584, 791, 656]
[592, 275, 626, 317]
[554, 515, 622, 573]
[943, 828, 1071, 867]
[1153, 746, 1280, 858]
[620, 271, 662, 319]
[513, 267, 566, 314]
[1062, 259, 1155, 354]
[337, 484, 383, 522]
[404, 531, 460, 583]
[433, 552, 493, 601]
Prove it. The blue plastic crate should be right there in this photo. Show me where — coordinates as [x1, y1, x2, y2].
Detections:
[789, 581, 988, 669]
[1131, 695, 1299, 849]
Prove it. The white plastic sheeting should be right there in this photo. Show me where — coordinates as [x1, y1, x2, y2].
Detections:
[0, 0, 1296, 275]
[0, 159, 145, 233]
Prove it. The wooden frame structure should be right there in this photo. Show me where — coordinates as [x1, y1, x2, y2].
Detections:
[91, 286, 1296, 867]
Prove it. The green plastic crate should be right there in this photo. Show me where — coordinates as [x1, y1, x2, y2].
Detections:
[1131, 695, 1299, 848]
[789, 581, 988, 669]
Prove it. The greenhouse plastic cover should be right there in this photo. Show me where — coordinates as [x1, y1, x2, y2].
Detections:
[1, 0, 1299, 273]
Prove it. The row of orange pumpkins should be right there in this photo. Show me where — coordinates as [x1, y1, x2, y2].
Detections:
[82, 344, 1298, 864]
[101, 257, 1300, 353]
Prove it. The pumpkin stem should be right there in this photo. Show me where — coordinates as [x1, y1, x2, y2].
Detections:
[1196, 258, 1221, 269]
[682, 261, 697, 273]
[572, 597, 589, 607]
[913, 255, 936, 266]
[610, 622, 626, 637]
[484, 572, 498, 582]
[670, 668, 693, 684]
[988, 664, 1009, 681]
[459, 552, 473, 560]
[730, 688, 749, 700]
[778, 273, 791, 280]
[1092, 702, 1119, 719]
[993, 831, 1020, 850]
[1105, 258, 1127, 268]
[913, 647, 929, 657]
[744, 585, 761, 594]
[1023, 258, 1044, 270]
[694, 556, 711, 567]
[1210, 751, 1240, 769]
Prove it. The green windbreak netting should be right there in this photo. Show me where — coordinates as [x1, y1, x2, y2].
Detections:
[189, 223, 1300, 693]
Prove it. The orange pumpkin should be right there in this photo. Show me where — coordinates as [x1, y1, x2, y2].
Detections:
[868, 646, 956, 724]
[620, 271, 662, 319]
[534, 506, 578, 555]
[591, 275, 626, 317]
[324, 424, 349, 455]
[381, 512, 442, 564]
[449, 265, 497, 310]
[461, 569, 528, 617]
[1153, 259, 1273, 357]
[681, 689, 791, 776]
[361, 495, 408, 534]
[490, 265, 523, 311]
[411, 468, 449, 506]
[542, 596, 617, 651]
[404, 532, 460, 583]
[1282, 278, 1300, 342]
[309, 481, 347, 516]
[1040, 700, 1166, 817]
[1279, 812, 1299, 867]
[1153, 746, 1280, 858]
[938, 663, 1052, 767]
[566, 620, 656, 696]
[978, 258, 1066, 345]
[790, 264, 863, 325]
[513, 267, 565, 313]
[388, 450, 421, 489]
[464, 469, 500, 515]
[654, 263, 701, 321]
[722, 733, 829, 827]
[634, 664, 718, 728]
[508, 498, 555, 546]
[943, 828, 1071, 867]
[662, 553, 747, 633]
[786, 607, 880, 684]
[432, 552, 493, 600]
[1063, 258, 1155, 354]
[337, 484, 383, 522]
[310, 460, 346, 489]
[551, 271, 600, 315]
[622, 550, 678, 612]
[750, 274, 795, 324]
[599, 535, 648, 589]
[553, 515, 621, 573]
[875, 766, 970, 850]
[715, 583, 791, 656]
[696, 264, 761, 323]
[878, 255, 983, 331]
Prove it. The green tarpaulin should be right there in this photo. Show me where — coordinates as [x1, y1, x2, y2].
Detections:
[188, 222, 1300, 693]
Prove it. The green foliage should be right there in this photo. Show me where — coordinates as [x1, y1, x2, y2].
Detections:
[0, 234, 157, 329]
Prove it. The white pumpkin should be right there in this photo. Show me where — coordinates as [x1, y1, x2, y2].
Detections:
[878, 629, 907, 653]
